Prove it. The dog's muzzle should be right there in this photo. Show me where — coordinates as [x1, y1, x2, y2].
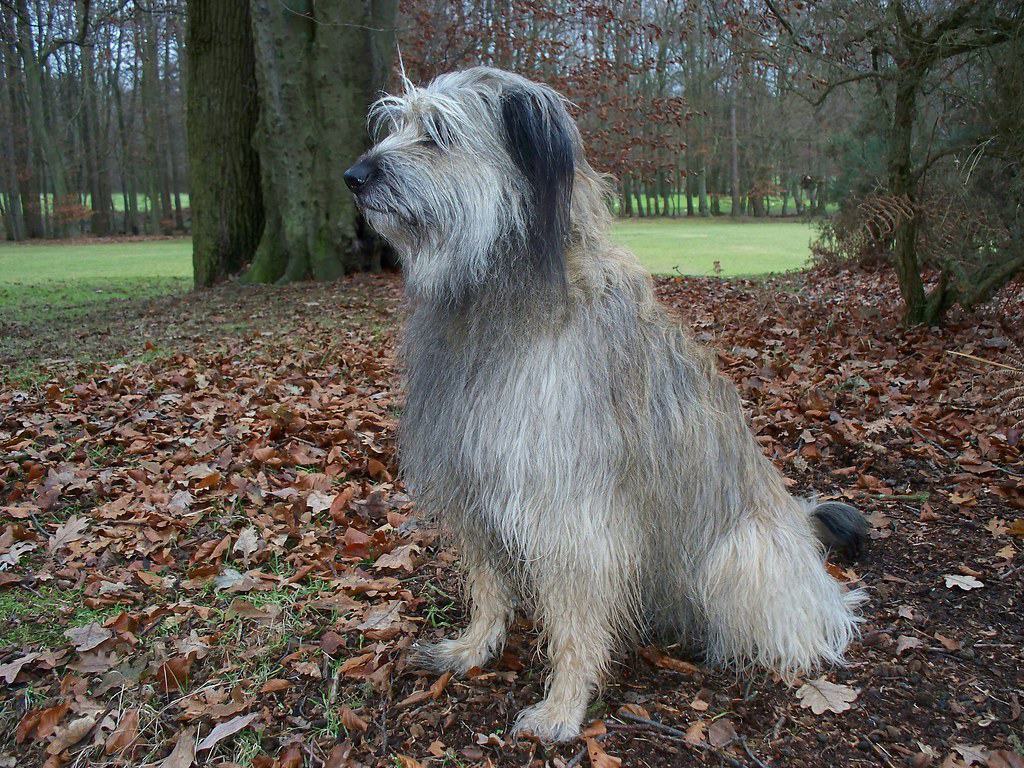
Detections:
[344, 158, 379, 194]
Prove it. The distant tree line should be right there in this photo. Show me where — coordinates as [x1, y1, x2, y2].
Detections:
[0, 0, 187, 239]
[1, 1, 1020, 324]
[398, 0, 839, 220]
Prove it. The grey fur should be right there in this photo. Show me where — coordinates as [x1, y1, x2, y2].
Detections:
[812, 501, 869, 555]
[348, 67, 865, 743]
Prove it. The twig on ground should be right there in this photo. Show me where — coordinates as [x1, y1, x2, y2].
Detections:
[565, 733, 608, 768]
[740, 737, 772, 768]
[614, 713, 750, 767]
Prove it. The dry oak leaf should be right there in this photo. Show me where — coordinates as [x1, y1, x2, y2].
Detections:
[232, 526, 260, 560]
[0, 652, 39, 684]
[707, 717, 737, 747]
[954, 745, 989, 766]
[394, 757, 425, 768]
[196, 713, 259, 751]
[944, 574, 984, 590]
[896, 635, 924, 655]
[65, 622, 112, 652]
[356, 600, 405, 632]
[587, 738, 622, 768]
[104, 708, 140, 755]
[795, 678, 858, 714]
[339, 706, 368, 733]
[372, 544, 420, 572]
[48, 515, 88, 554]
[160, 727, 197, 768]
[46, 714, 98, 755]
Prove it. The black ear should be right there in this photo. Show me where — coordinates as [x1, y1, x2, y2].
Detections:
[500, 87, 575, 287]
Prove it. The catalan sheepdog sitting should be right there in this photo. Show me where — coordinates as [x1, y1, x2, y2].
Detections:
[344, 67, 866, 742]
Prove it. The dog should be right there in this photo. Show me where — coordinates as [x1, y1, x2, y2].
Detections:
[344, 67, 866, 742]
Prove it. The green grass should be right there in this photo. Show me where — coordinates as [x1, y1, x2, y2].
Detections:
[0, 238, 192, 322]
[0, 585, 118, 649]
[610, 217, 813, 275]
[0, 219, 813, 327]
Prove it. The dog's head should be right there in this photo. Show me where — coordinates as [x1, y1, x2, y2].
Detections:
[345, 67, 581, 302]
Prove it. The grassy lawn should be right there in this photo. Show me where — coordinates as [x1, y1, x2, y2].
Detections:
[0, 219, 813, 326]
[610, 218, 813, 275]
[0, 238, 192, 321]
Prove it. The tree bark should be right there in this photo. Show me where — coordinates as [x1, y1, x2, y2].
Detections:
[140, 7, 164, 233]
[245, 0, 397, 283]
[14, 0, 68, 237]
[729, 83, 740, 218]
[186, 0, 263, 287]
[79, 0, 111, 236]
[888, 70, 928, 324]
[0, 35, 26, 240]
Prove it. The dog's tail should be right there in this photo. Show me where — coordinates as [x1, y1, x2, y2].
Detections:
[810, 501, 868, 556]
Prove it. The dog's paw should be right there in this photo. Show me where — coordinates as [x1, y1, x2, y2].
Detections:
[409, 637, 490, 676]
[511, 701, 582, 743]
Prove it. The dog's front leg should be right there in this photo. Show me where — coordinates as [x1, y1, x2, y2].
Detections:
[513, 546, 626, 743]
[414, 548, 514, 675]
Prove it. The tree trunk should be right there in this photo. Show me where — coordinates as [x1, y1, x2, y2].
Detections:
[162, 23, 184, 230]
[140, 8, 164, 233]
[245, 0, 397, 283]
[186, 0, 263, 286]
[0, 38, 25, 240]
[79, 2, 112, 236]
[888, 71, 928, 324]
[729, 84, 740, 218]
[15, 0, 68, 237]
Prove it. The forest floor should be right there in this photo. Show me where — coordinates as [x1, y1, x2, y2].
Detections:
[1, 267, 1023, 768]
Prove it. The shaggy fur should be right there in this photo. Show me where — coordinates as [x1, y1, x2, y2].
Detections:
[345, 67, 866, 742]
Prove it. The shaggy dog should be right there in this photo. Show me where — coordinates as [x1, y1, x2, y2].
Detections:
[344, 67, 866, 742]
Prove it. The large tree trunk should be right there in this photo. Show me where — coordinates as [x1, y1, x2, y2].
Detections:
[14, 0, 68, 237]
[186, 0, 263, 287]
[79, 2, 112, 237]
[245, 0, 396, 283]
[0, 37, 26, 240]
[140, 8, 164, 233]
[888, 71, 930, 324]
[729, 83, 741, 218]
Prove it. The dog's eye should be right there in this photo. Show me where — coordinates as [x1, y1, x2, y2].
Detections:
[418, 137, 440, 150]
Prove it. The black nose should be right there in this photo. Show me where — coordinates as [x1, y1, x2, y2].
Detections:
[344, 158, 378, 192]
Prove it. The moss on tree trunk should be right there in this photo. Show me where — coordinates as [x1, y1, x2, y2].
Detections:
[245, 0, 396, 283]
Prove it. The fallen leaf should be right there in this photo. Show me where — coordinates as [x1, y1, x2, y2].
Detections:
[65, 622, 113, 652]
[0, 652, 39, 684]
[46, 714, 98, 755]
[896, 635, 924, 655]
[707, 717, 737, 747]
[233, 526, 260, 560]
[988, 750, 1024, 768]
[339, 706, 368, 733]
[796, 678, 858, 714]
[260, 678, 290, 693]
[104, 708, 140, 755]
[154, 656, 194, 693]
[196, 712, 258, 751]
[954, 745, 989, 766]
[160, 727, 197, 768]
[587, 737, 622, 767]
[48, 516, 88, 554]
[685, 719, 707, 744]
[944, 574, 984, 590]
